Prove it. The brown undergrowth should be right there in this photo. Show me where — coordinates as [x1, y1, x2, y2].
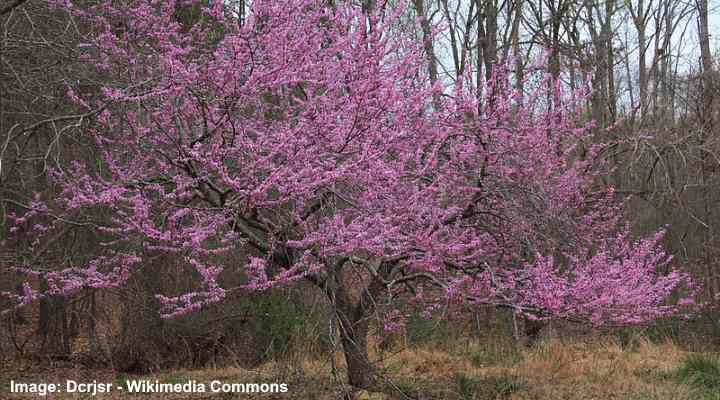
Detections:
[0, 335, 703, 399]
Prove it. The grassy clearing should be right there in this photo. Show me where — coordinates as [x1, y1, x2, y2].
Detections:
[0, 336, 709, 399]
[658, 353, 720, 399]
[367, 336, 693, 399]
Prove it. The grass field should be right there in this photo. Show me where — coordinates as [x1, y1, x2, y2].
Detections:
[2, 335, 718, 399]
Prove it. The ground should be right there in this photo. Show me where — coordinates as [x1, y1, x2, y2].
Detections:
[1, 336, 714, 399]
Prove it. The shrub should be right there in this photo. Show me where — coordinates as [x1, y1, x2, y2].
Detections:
[675, 354, 720, 391]
[454, 373, 522, 400]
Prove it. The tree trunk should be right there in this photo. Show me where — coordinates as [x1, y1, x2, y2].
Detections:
[320, 258, 386, 390]
[522, 317, 545, 347]
[412, 0, 440, 109]
[697, 0, 716, 301]
[37, 294, 72, 355]
[476, 0, 485, 104]
[482, 0, 498, 81]
[635, 0, 648, 120]
[697, 0, 712, 78]
[605, 0, 616, 124]
[337, 310, 374, 389]
[511, 0, 524, 102]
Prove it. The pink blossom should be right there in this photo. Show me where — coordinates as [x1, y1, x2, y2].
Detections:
[0, 0, 696, 326]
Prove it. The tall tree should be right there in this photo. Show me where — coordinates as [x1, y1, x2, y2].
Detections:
[2, 0, 697, 388]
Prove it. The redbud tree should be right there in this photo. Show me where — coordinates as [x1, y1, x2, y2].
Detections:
[1, 0, 696, 388]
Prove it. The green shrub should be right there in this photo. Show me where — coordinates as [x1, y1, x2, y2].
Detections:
[489, 375, 523, 397]
[676, 354, 720, 391]
[405, 312, 450, 346]
[114, 374, 129, 391]
[454, 373, 480, 400]
[470, 348, 523, 367]
[644, 318, 683, 343]
[660, 353, 720, 399]
[454, 373, 522, 400]
[221, 289, 327, 359]
[163, 288, 328, 367]
[470, 350, 499, 367]
[160, 373, 187, 385]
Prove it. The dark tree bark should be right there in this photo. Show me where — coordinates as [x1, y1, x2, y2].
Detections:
[412, 0, 441, 109]
[316, 257, 395, 389]
[337, 307, 374, 388]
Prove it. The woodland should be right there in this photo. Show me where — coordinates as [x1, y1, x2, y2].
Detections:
[0, 0, 719, 399]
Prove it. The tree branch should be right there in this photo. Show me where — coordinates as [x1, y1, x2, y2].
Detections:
[0, 0, 29, 16]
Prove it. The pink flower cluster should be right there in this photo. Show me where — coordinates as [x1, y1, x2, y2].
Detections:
[1, 0, 696, 324]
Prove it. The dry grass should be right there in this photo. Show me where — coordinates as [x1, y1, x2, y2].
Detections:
[509, 338, 691, 399]
[371, 335, 694, 399]
[0, 335, 703, 399]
